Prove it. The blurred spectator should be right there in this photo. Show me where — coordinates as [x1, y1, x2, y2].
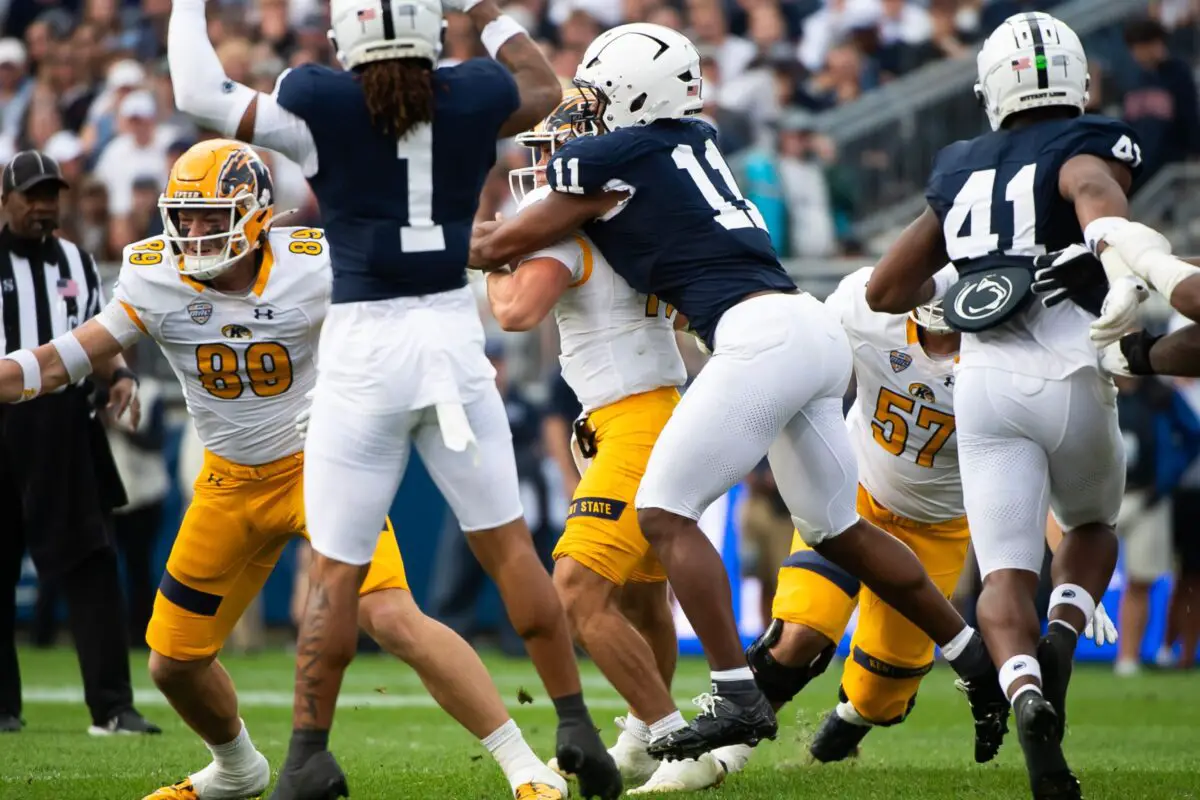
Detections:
[0, 38, 32, 143]
[542, 373, 583, 502]
[1121, 17, 1200, 184]
[689, 0, 757, 82]
[1112, 374, 1200, 676]
[776, 111, 838, 257]
[801, 40, 868, 110]
[697, 55, 754, 156]
[798, 0, 879, 74]
[92, 89, 172, 252]
[80, 58, 147, 158]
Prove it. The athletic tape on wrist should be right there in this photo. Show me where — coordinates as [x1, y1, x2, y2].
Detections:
[51, 331, 95, 383]
[2, 349, 42, 402]
[481, 15, 527, 59]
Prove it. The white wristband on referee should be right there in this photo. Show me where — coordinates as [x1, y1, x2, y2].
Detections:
[51, 331, 95, 383]
[481, 15, 526, 59]
[2, 349, 42, 402]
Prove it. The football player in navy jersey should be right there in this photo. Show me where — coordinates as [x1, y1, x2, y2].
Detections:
[167, 1, 625, 798]
[864, 12, 1165, 799]
[470, 22, 1006, 765]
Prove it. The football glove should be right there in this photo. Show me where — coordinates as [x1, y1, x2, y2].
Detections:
[1084, 602, 1118, 647]
[1032, 244, 1108, 314]
[1090, 275, 1150, 349]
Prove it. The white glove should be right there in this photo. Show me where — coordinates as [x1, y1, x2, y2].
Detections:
[1089, 275, 1149, 349]
[295, 390, 314, 439]
[1084, 602, 1118, 646]
[1098, 339, 1133, 377]
[1103, 221, 1173, 280]
[440, 0, 483, 13]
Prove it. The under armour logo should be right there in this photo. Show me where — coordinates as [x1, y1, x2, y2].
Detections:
[1, 279, 13, 292]
[207, 473, 223, 486]
[253, 308, 274, 319]
[944, 376, 955, 388]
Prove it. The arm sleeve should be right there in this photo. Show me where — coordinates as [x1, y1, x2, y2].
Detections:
[95, 298, 146, 348]
[168, 0, 317, 173]
[823, 266, 874, 327]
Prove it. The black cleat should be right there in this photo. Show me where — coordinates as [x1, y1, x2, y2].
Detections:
[1014, 691, 1081, 800]
[646, 686, 777, 762]
[269, 751, 350, 800]
[87, 708, 162, 736]
[1038, 627, 1076, 742]
[808, 710, 870, 763]
[555, 722, 622, 800]
[955, 668, 1010, 763]
[0, 714, 23, 732]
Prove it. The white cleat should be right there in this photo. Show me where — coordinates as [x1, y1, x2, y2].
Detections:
[626, 752, 726, 794]
[608, 717, 661, 787]
[709, 744, 753, 776]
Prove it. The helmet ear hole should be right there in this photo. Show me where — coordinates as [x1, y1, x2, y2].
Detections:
[973, 84, 985, 108]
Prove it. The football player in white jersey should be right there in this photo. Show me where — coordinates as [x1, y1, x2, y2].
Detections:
[863, 12, 1165, 798]
[0, 141, 567, 800]
[487, 91, 730, 794]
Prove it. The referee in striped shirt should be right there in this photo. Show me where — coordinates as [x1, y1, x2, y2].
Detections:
[0, 150, 159, 735]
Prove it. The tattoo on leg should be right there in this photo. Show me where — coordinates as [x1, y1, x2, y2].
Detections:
[294, 580, 332, 730]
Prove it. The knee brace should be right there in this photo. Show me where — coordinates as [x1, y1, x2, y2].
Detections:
[746, 619, 835, 705]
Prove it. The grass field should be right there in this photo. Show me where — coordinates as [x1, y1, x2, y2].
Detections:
[4, 647, 1199, 799]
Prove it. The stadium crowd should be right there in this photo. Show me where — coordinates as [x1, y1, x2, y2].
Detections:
[3, 0, 1200, 681]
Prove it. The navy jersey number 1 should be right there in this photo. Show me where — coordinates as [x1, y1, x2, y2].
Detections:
[397, 125, 445, 253]
[670, 139, 768, 233]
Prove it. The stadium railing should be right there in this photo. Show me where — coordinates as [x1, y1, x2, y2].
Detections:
[805, 0, 1152, 240]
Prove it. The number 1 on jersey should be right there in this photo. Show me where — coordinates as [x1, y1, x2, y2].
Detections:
[672, 140, 768, 232]
[398, 124, 446, 253]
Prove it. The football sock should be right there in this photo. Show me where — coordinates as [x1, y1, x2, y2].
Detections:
[649, 711, 687, 741]
[623, 714, 653, 744]
[483, 719, 550, 791]
[999, 655, 1043, 704]
[552, 692, 592, 726]
[283, 728, 329, 771]
[207, 721, 257, 770]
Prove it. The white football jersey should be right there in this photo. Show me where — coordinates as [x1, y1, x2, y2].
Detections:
[517, 186, 686, 412]
[111, 227, 329, 466]
[826, 267, 963, 523]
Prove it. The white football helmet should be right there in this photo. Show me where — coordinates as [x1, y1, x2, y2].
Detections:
[910, 300, 953, 335]
[975, 12, 1089, 131]
[573, 23, 703, 131]
[328, 0, 443, 70]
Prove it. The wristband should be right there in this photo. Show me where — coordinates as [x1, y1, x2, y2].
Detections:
[481, 15, 526, 59]
[2, 349, 42, 402]
[112, 367, 139, 386]
[931, 264, 957, 301]
[50, 331, 94, 383]
[1083, 216, 1129, 255]
[1122, 330, 1161, 376]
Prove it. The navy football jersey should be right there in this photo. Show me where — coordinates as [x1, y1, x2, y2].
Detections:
[276, 59, 519, 303]
[927, 115, 1144, 265]
[545, 118, 795, 347]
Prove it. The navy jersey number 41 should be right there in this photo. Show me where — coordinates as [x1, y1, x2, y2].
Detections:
[544, 118, 793, 348]
[927, 115, 1144, 263]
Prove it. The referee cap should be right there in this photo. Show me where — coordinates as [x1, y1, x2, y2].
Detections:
[2, 150, 69, 197]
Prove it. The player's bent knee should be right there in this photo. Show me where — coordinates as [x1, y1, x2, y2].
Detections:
[148, 649, 214, 692]
[746, 619, 835, 706]
[842, 650, 929, 726]
[637, 507, 688, 544]
[359, 589, 422, 659]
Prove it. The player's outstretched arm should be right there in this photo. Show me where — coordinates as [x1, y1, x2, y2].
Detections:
[469, 191, 621, 269]
[168, 0, 316, 172]
[865, 207, 951, 314]
[0, 315, 134, 404]
[463, 0, 561, 139]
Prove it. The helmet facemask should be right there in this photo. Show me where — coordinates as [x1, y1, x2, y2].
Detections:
[160, 191, 265, 281]
[508, 94, 598, 205]
[910, 300, 954, 336]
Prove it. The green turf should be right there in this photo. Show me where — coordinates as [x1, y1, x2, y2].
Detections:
[3, 647, 1198, 799]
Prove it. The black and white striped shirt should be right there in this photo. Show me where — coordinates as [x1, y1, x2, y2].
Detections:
[0, 226, 103, 355]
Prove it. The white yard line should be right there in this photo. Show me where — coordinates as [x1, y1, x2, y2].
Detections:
[22, 687, 699, 712]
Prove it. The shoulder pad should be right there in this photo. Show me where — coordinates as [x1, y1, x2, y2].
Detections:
[115, 237, 192, 313]
[548, 131, 664, 195]
[1056, 115, 1144, 176]
[274, 64, 339, 118]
